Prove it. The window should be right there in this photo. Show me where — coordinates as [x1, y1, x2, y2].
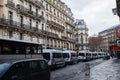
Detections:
[30, 61, 39, 73]
[29, 19, 32, 29]
[41, 12, 44, 16]
[36, 22, 38, 31]
[53, 53, 62, 58]
[19, 15, 23, 27]
[8, 11, 13, 25]
[39, 60, 47, 70]
[0, 63, 10, 75]
[29, 5, 32, 11]
[9, 31, 13, 38]
[36, 9, 38, 16]
[43, 53, 50, 60]
[42, 24, 44, 31]
[20, 33, 23, 40]
[46, 4, 48, 10]
[63, 53, 69, 58]
[71, 53, 77, 57]
[3, 62, 30, 80]
[79, 53, 85, 56]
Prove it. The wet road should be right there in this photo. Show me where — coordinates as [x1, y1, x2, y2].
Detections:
[51, 59, 104, 80]
[90, 59, 120, 80]
[51, 59, 120, 80]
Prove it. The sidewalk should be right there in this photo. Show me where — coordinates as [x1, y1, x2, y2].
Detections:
[90, 58, 120, 80]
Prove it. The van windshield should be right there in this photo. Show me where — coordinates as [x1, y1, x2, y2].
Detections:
[71, 53, 77, 57]
[53, 53, 62, 58]
[86, 53, 91, 56]
[63, 53, 69, 58]
[0, 63, 10, 76]
[79, 53, 85, 56]
[43, 53, 50, 60]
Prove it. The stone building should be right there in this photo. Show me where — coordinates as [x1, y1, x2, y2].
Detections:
[0, 0, 75, 57]
[74, 19, 89, 51]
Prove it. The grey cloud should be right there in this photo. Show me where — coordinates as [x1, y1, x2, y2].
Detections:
[62, 0, 119, 36]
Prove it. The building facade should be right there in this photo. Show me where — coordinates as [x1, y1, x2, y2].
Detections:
[99, 25, 120, 52]
[74, 19, 89, 51]
[44, 0, 75, 50]
[0, 0, 75, 56]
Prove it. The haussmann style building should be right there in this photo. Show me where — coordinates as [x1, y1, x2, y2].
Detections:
[0, 0, 75, 59]
[74, 19, 89, 51]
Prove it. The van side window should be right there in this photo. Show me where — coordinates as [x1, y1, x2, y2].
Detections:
[30, 61, 39, 73]
[3, 62, 30, 80]
[53, 53, 62, 58]
[43, 53, 50, 60]
[63, 53, 69, 58]
[39, 60, 47, 70]
[71, 53, 77, 57]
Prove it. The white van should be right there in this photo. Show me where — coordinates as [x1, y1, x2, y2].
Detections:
[92, 52, 98, 59]
[62, 50, 78, 64]
[78, 50, 90, 61]
[42, 49, 65, 69]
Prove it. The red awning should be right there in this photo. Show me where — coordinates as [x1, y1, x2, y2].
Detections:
[109, 45, 120, 51]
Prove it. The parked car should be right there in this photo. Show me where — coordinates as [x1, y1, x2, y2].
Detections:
[0, 59, 50, 80]
[62, 50, 78, 64]
[42, 49, 65, 69]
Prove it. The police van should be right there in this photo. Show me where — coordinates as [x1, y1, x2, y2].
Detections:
[42, 49, 65, 69]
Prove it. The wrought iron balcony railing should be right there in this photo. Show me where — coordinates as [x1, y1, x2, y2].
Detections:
[16, 4, 45, 21]
[42, 30, 59, 38]
[47, 20, 65, 30]
[6, 0, 15, 9]
[66, 21, 75, 27]
[25, 0, 45, 9]
[66, 28, 73, 33]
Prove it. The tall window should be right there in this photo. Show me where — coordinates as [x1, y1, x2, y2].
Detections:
[20, 33, 23, 40]
[29, 5, 32, 11]
[29, 19, 32, 29]
[46, 4, 48, 10]
[8, 11, 13, 25]
[42, 24, 44, 31]
[9, 31, 13, 38]
[36, 22, 38, 31]
[36, 9, 38, 16]
[19, 15, 23, 27]
[41, 12, 44, 16]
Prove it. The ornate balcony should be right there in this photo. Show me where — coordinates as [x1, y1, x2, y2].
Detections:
[47, 20, 65, 30]
[25, 0, 45, 9]
[67, 38, 76, 42]
[16, 4, 44, 21]
[42, 30, 59, 39]
[6, 0, 15, 9]
[0, 18, 44, 36]
[66, 21, 75, 27]
[61, 36, 68, 40]
[66, 28, 73, 34]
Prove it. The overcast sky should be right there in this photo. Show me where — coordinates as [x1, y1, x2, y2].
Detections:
[62, 0, 119, 36]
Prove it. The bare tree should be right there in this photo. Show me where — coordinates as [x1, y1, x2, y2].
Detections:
[88, 36, 103, 52]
